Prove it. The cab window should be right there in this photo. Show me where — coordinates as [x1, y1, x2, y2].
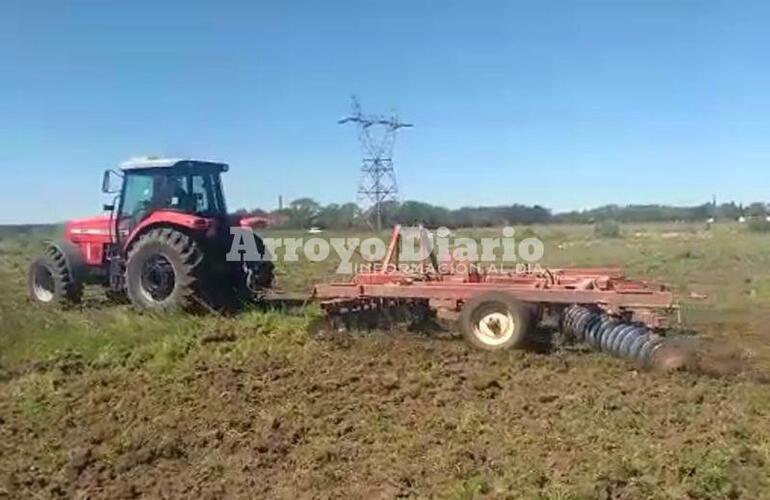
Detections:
[120, 174, 154, 218]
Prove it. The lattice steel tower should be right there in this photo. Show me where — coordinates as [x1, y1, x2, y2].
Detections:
[339, 96, 412, 230]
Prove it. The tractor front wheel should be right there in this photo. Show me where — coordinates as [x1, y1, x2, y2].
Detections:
[126, 228, 203, 311]
[27, 245, 83, 306]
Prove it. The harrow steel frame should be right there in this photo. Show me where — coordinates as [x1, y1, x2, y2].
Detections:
[313, 226, 674, 329]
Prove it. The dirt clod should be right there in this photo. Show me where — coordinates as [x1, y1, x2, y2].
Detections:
[470, 374, 502, 391]
[538, 394, 559, 403]
[66, 447, 92, 478]
[201, 331, 237, 343]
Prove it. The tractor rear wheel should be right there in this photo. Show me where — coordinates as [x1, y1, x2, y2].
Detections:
[460, 292, 531, 351]
[27, 245, 83, 306]
[126, 228, 203, 311]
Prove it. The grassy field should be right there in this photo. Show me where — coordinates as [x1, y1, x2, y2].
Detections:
[1, 222, 769, 499]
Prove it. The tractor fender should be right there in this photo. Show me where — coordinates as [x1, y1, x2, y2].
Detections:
[124, 211, 213, 250]
[44, 239, 88, 284]
[124, 222, 195, 251]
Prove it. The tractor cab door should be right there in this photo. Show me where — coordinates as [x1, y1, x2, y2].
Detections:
[117, 173, 156, 240]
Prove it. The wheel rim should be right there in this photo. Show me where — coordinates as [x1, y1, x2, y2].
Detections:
[140, 255, 175, 302]
[471, 302, 516, 346]
[32, 266, 55, 302]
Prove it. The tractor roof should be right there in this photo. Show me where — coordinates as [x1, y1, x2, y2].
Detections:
[119, 157, 229, 172]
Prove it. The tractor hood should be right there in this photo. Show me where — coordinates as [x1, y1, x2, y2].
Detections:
[64, 215, 113, 240]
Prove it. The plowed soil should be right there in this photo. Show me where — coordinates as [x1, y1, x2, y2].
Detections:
[2, 327, 769, 500]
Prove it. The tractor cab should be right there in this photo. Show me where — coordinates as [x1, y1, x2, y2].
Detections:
[103, 158, 229, 241]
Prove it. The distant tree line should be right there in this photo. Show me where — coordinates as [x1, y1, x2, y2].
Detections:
[0, 224, 61, 239]
[554, 202, 767, 224]
[232, 199, 769, 229]
[3, 201, 768, 232]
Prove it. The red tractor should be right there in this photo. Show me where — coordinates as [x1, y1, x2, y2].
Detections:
[28, 157, 273, 310]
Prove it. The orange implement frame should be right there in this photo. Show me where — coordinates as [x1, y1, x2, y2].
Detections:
[313, 226, 674, 327]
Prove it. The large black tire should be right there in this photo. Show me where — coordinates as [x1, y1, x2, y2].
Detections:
[460, 291, 531, 351]
[27, 245, 83, 306]
[126, 228, 203, 311]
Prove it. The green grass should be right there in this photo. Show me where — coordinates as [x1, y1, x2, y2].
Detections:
[9, 221, 767, 368]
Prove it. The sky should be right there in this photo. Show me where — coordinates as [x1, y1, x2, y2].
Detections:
[1, 0, 769, 224]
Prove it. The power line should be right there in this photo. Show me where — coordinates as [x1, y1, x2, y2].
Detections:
[339, 95, 412, 231]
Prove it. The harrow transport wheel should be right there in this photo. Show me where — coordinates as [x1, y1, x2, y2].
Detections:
[126, 228, 204, 311]
[461, 292, 531, 351]
[27, 245, 83, 306]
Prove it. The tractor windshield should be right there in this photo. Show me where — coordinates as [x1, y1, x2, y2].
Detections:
[120, 170, 227, 221]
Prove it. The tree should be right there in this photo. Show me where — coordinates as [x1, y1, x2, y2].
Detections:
[746, 202, 767, 217]
[287, 198, 321, 228]
[396, 201, 451, 227]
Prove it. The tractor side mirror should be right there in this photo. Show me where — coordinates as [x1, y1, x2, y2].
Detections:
[101, 170, 122, 193]
[103, 204, 115, 211]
